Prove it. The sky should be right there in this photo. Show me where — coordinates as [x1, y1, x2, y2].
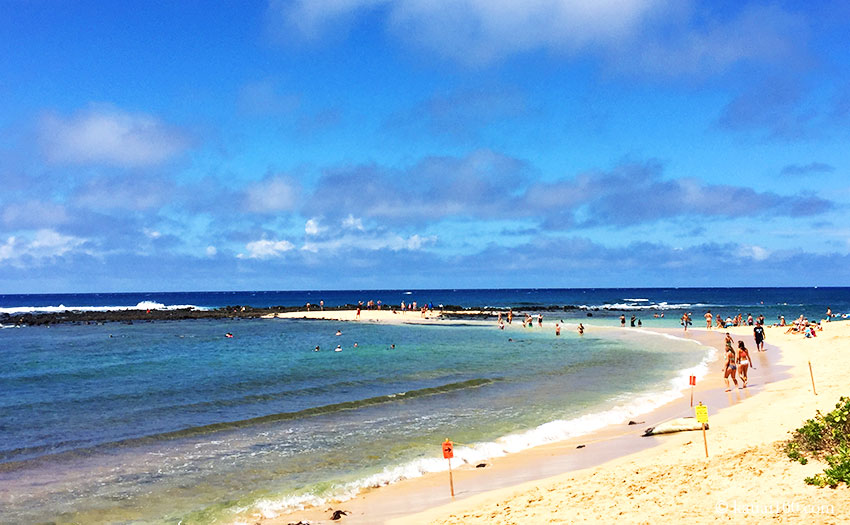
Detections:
[1, 0, 850, 293]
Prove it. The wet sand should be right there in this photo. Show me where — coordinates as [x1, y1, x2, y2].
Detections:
[256, 315, 834, 524]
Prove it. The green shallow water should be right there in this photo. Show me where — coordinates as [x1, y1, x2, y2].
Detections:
[0, 319, 709, 523]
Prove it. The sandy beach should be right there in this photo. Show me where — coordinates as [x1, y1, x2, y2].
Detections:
[256, 312, 850, 525]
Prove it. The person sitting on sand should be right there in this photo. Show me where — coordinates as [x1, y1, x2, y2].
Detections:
[723, 341, 739, 391]
[737, 341, 754, 388]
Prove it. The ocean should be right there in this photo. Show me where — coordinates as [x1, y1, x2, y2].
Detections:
[0, 288, 845, 523]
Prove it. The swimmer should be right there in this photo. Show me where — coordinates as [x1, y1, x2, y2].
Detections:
[335, 345, 342, 352]
[353, 342, 358, 348]
[390, 344, 396, 349]
[225, 333, 234, 338]
[335, 330, 342, 336]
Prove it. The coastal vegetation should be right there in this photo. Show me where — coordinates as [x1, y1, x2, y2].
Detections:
[785, 396, 850, 488]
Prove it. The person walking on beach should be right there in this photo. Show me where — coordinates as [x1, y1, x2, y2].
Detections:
[723, 340, 739, 391]
[538, 313, 543, 327]
[705, 310, 713, 329]
[737, 341, 753, 388]
[754, 323, 766, 351]
[620, 314, 625, 327]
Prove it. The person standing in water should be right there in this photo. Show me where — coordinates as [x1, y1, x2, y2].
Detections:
[705, 310, 713, 329]
[555, 323, 561, 336]
[578, 323, 584, 335]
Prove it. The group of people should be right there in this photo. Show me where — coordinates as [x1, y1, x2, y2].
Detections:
[783, 315, 823, 338]
[722, 332, 754, 391]
[495, 311, 584, 336]
[703, 310, 765, 330]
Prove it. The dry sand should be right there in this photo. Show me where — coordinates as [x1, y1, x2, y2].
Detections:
[256, 314, 850, 524]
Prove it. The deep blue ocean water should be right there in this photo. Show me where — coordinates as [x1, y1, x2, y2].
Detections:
[0, 288, 846, 523]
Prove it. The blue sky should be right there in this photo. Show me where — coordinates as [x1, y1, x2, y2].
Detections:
[2, 0, 850, 293]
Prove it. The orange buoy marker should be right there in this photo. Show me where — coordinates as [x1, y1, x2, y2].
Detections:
[809, 361, 817, 395]
[442, 439, 455, 498]
[695, 402, 709, 458]
[689, 375, 696, 407]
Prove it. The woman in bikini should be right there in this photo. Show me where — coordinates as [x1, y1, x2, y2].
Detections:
[723, 337, 739, 391]
[737, 340, 754, 388]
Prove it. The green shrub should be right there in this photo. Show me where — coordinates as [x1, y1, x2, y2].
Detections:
[786, 396, 850, 487]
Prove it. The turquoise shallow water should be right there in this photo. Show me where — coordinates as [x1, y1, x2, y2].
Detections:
[0, 317, 711, 523]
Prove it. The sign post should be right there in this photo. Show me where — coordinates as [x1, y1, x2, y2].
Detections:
[442, 439, 455, 498]
[689, 375, 696, 407]
[809, 361, 817, 396]
[695, 403, 709, 458]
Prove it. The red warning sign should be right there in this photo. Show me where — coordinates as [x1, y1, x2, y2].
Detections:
[442, 439, 454, 459]
[689, 375, 696, 386]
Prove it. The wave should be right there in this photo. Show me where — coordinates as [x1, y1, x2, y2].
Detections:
[245, 338, 716, 520]
[0, 301, 207, 315]
[0, 378, 495, 467]
[579, 302, 712, 311]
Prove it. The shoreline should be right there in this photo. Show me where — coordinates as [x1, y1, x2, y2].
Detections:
[254, 319, 784, 524]
[390, 321, 850, 524]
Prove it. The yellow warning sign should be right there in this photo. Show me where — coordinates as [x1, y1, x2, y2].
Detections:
[695, 404, 708, 423]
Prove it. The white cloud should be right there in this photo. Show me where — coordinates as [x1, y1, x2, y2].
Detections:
[244, 175, 300, 213]
[39, 104, 190, 167]
[272, 1, 805, 74]
[0, 229, 88, 265]
[275, 0, 667, 64]
[305, 218, 326, 236]
[1, 200, 69, 228]
[342, 214, 365, 231]
[206, 245, 218, 257]
[144, 229, 162, 239]
[301, 232, 436, 253]
[739, 245, 771, 261]
[238, 239, 295, 259]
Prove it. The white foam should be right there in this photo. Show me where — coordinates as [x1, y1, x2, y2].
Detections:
[0, 301, 207, 315]
[579, 302, 709, 311]
[244, 334, 716, 521]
